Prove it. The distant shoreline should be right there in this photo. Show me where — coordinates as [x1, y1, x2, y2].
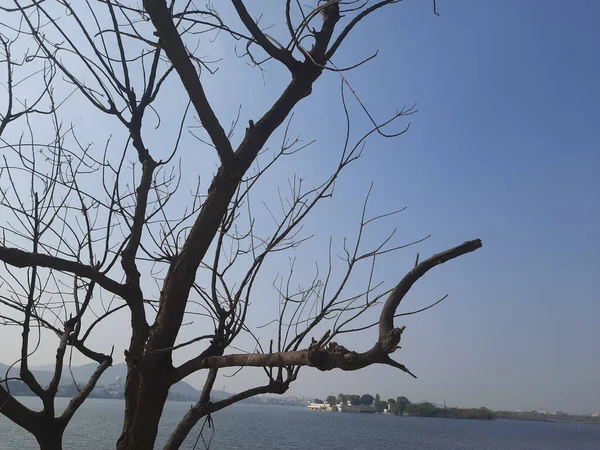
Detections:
[306, 399, 600, 425]
[12, 395, 600, 425]
[495, 417, 600, 426]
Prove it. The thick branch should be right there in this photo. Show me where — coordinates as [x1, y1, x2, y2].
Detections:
[119, 135, 154, 349]
[0, 385, 37, 434]
[46, 327, 72, 398]
[173, 342, 381, 383]
[120, 146, 156, 299]
[326, 1, 397, 60]
[147, 6, 343, 354]
[231, 0, 300, 72]
[143, 0, 234, 166]
[309, 2, 340, 63]
[173, 239, 482, 382]
[379, 239, 482, 340]
[0, 246, 131, 300]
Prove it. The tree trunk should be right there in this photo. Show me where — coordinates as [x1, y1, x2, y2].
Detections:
[35, 425, 64, 450]
[117, 370, 170, 450]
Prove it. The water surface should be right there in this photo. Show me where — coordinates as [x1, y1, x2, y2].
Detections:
[1, 398, 599, 449]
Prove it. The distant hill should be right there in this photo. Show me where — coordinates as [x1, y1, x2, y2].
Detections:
[1, 362, 229, 401]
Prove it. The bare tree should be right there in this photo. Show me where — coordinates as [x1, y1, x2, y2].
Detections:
[0, 1, 481, 449]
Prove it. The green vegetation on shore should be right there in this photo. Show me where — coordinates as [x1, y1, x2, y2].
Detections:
[323, 393, 600, 423]
[404, 402, 495, 420]
[494, 410, 600, 424]
[323, 393, 494, 420]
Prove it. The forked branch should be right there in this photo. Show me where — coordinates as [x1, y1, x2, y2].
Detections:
[172, 239, 482, 382]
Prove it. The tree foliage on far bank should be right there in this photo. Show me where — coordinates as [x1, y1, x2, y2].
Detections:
[328, 393, 495, 419]
[406, 403, 495, 420]
[326, 396, 338, 405]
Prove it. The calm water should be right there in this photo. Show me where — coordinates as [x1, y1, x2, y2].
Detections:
[1, 398, 599, 449]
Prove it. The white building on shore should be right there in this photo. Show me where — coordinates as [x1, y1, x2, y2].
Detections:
[307, 402, 339, 411]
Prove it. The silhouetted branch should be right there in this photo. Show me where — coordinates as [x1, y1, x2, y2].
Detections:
[0, 246, 130, 299]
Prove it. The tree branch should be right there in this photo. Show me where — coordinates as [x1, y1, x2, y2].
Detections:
[145, 2, 343, 357]
[163, 368, 218, 450]
[379, 239, 482, 340]
[230, 0, 300, 72]
[142, 0, 234, 166]
[0, 245, 131, 300]
[210, 379, 289, 413]
[59, 355, 112, 424]
[173, 239, 482, 382]
[166, 372, 291, 449]
[0, 385, 37, 434]
[326, 0, 397, 60]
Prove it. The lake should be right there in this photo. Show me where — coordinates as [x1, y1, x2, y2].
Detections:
[1, 398, 599, 449]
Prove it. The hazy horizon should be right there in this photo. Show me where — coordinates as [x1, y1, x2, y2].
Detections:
[1, 360, 594, 415]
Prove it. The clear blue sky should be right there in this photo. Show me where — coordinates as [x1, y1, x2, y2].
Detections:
[1, 1, 598, 414]
[166, 0, 600, 413]
[256, 0, 600, 413]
